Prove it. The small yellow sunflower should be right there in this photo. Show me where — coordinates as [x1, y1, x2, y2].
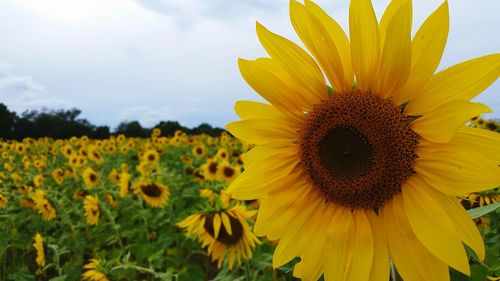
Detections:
[142, 149, 160, 163]
[33, 174, 44, 187]
[31, 189, 56, 221]
[215, 148, 229, 161]
[82, 167, 100, 189]
[133, 179, 169, 208]
[33, 233, 45, 267]
[201, 159, 219, 181]
[177, 204, 260, 269]
[217, 162, 241, 183]
[52, 168, 66, 185]
[192, 145, 206, 158]
[227, 0, 500, 280]
[82, 259, 109, 281]
[0, 194, 7, 208]
[83, 195, 100, 225]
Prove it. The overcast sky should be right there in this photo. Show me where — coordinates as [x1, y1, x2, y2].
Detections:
[0, 0, 498, 129]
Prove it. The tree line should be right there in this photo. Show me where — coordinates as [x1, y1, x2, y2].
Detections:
[0, 103, 224, 140]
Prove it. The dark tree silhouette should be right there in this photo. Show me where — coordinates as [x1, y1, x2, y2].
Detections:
[0, 103, 224, 140]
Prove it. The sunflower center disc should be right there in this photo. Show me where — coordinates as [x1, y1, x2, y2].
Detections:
[299, 91, 418, 209]
[141, 184, 163, 198]
[204, 213, 243, 245]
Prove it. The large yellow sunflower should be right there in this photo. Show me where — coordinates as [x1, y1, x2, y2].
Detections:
[226, 0, 500, 280]
[177, 204, 260, 269]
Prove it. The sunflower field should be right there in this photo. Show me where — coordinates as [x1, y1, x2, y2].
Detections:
[0, 118, 499, 281]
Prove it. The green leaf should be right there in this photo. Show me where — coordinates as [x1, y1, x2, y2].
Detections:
[49, 276, 67, 281]
[467, 202, 500, 219]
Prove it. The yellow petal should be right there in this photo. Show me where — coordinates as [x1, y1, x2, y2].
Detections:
[345, 209, 373, 281]
[418, 180, 485, 261]
[270, 188, 324, 266]
[226, 118, 297, 145]
[379, 0, 412, 50]
[305, 0, 353, 91]
[234, 101, 301, 128]
[402, 176, 470, 275]
[213, 213, 221, 239]
[395, 1, 449, 105]
[220, 212, 232, 236]
[411, 101, 491, 143]
[290, 0, 350, 93]
[242, 142, 298, 168]
[376, 0, 412, 98]
[238, 58, 314, 120]
[366, 211, 390, 281]
[298, 203, 331, 281]
[261, 176, 318, 241]
[256, 22, 327, 103]
[454, 126, 500, 163]
[406, 54, 500, 115]
[227, 158, 300, 200]
[381, 195, 450, 281]
[349, 0, 380, 90]
[323, 206, 354, 281]
[415, 139, 500, 195]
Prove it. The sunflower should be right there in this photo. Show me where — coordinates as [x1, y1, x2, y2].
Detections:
[83, 167, 100, 189]
[33, 233, 45, 267]
[82, 259, 109, 281]
[192, 144, 206, 158]
[31, 189, 56, 221]
[142, 149, 160, 163]
[215, 148, 229, 161]
[133, 179, 169, 208]
[83, 195, 100, 225]
[201, 158, 219, 181]
[118, 167, 131, 198]
[177, 204, 259, 269]
[227, 0, 500, 280]
[0, 194, 8, 208]
[52, 168, 66, 185]
[152, 128, 161, 137]
[217, 162, 241, 183]
[33, 174, 44, 187]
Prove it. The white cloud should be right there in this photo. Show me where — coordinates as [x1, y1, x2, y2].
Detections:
[0, 63, 74, 113]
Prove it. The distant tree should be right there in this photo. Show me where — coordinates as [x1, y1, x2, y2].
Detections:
[115, 121, 149, 138]
[0, 103, 225, 140]
[154, 121, 183, 136]
[92, 126, 111, 139]
[0, 103, 17, 139]
[190, 123, 224, 136]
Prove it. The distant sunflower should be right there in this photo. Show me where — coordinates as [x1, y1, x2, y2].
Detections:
[118, 168, 131, 198]
[83, 195, 100, 225]
[133, 179, 169, 208]
[142, 149, 160, 163]
[33, 233, 45, 267]
[177, 204, 259, 269]
[82, 259, 109, 281]
[83, 167, 100, 189]
[52, 168, 66, 185]
[227, 0, 500, 280]
[31, 189, 56, 221]
[192, 145, 206, 158]
[215, 148, 229, 161]
[217, 162, 241, 183]
[201, 159, 219, 181]
[0, 194, 7, 208]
